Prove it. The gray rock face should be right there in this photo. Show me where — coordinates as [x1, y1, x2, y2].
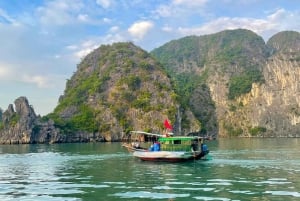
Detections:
[0, 97, 106, 144]
[0, 97, 34, 143]
[152, 29, 300, 137]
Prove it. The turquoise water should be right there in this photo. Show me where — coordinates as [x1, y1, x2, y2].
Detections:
[0, 138, 299, 200]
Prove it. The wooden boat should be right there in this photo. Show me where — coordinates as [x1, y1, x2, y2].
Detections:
[122, 131, 209, 162]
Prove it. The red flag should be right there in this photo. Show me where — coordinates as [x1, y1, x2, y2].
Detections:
[164, 119, 173, 130]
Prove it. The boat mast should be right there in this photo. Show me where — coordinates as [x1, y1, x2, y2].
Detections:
[175, 105, 182, 135]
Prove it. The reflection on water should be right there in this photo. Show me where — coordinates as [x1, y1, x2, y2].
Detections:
[0, 139, 300, 201]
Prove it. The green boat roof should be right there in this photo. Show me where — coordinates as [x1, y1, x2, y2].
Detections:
[158, 136, 200, 142]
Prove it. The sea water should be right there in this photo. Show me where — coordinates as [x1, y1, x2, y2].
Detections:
[0, 138, 299, 201]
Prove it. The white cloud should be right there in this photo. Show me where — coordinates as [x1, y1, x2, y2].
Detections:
[76, 14, 109, 25]
[154, 0, 207, 18]
[268, 9, 287, 21]
[177, 17, 271, 35]
[0, 8, 20, 25]
[77, 14, 89, 22]
[54, 55, 61, 59]
[128, 20, 154, 40]
[173, 8, 300, 41]
[172, 0, 208, 6]
[0, 62, 54, 89]
[74, 40, 99, 59]
[71, 32, 127, 59]
[35, 0, 114, 27]
[266, 9, 300, 30]
[66, 45, 78, 50]
[162, 25, 173, 32]
[66, 32, 126, 61]
[154, 5, 173, 18]
[0, 65, 12, 79]
[37, 0, 84, 26]
[103, 17, 112, 23]
[109, 26, 119, 33]
[22, 74, 52, 88]
[96, 0, 114, 9]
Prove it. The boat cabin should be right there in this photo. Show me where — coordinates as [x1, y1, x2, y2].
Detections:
[158, 136, 204, 152]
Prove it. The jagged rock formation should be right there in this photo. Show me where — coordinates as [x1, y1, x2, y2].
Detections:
[152, 29, 300, 137]
[0, 97, 36, 143]
[0, 97, 106, 144]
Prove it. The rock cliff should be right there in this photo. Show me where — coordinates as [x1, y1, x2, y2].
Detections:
[0, 97, 36, 143]
[1, 29, 300, 143]
[224, 31, 300, 137]
[152, 29, 300, 137]
[0, 97, 106, 144]
[47, 42, 199, 141]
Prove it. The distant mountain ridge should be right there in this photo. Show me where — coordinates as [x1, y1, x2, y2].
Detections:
[1, 29, 300, 144]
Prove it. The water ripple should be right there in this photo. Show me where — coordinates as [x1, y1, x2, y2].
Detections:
[1, 140, 300, 200]
[112, 191, 190, 199]
[265, 191, 300, 197]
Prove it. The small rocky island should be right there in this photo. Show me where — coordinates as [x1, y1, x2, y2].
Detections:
[0, 97, 105, 144]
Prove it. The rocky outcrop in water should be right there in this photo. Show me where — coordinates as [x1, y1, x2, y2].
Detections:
[0, 97, 106, 144]
[0, 97, 36, 144]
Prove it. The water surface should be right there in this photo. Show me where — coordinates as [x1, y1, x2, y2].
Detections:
[0, 138, 299, 200]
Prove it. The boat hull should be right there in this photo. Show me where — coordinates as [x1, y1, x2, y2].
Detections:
[132, 150, 206, 162]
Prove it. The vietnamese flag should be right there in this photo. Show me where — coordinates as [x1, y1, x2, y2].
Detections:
[164, 119, 173, 130]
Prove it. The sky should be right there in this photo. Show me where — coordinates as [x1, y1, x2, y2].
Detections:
[0, 0, 299, 116]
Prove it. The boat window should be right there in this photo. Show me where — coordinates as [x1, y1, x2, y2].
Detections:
[173, 140, 181, 144]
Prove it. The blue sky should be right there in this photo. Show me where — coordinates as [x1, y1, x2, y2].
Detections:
[0, 0, 299, 115]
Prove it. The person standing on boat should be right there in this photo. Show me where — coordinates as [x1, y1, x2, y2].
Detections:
[153, 141, 160, 151]
[201, 143, 208, 155]
[149, 141, 160, 151]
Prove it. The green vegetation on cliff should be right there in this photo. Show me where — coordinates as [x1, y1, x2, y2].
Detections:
[1, 29, 300, 143]
[228, 68, 264, 99]
[2, 29, 300, 142]
[47, 42, 182, 136]
[151, 29, 268, 136]
[46, 29, 300, 138]
[152, 29, 267, 99]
